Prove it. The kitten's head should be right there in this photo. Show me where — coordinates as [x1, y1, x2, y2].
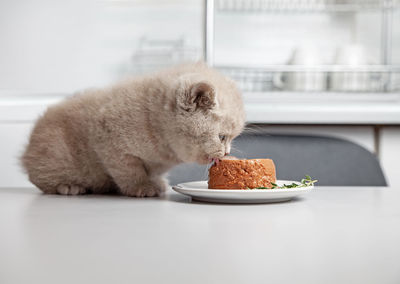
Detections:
[168, 64, 245, 164]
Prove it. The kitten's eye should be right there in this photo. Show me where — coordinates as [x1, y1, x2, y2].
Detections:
[219, 135, 226, 142]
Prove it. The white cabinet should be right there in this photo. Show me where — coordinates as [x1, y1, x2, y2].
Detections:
[0, 122, 387, 188]
[0, 123, 34, 187]
[381, 127, 400, 187]
[2, 123, 399, 188]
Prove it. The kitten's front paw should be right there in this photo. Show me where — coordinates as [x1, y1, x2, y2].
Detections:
[124, 179, 167, 198]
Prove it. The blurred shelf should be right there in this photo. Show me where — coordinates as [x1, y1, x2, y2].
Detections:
[216, 0, 400, 13]
[130, 37, 200, 75]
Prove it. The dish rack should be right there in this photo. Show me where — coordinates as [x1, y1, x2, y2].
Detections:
[204, 0, 400, 93]
[218, 65, 400, 92]
[216, 0, 399, 13]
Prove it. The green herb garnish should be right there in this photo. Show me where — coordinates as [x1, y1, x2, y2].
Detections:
[249, 175, 318, 190]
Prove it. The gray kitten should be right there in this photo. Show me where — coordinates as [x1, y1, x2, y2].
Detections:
[21, 62, 245, 197]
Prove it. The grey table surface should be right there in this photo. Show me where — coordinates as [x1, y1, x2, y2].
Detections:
[1, 187, 400, 284]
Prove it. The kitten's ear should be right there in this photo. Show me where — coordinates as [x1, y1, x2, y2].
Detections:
[177, 82, 216, 112]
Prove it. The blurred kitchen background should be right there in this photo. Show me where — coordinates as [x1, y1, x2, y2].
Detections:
[1, 0, 400, 187]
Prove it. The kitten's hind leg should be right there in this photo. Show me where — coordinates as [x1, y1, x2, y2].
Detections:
[56, 184, 86, 195]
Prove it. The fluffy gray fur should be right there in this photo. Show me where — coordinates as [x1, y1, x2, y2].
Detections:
[21, 62, 245, 197]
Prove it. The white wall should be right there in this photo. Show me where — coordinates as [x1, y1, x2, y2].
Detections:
[0, 0, 103, 92]
[0, 0, 202, 93]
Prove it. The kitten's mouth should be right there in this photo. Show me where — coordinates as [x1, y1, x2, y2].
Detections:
[208, 157, 220, 165]
[197, 155, 221, 165]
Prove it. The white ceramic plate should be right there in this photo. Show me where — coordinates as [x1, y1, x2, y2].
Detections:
[172, 180, 313, 204]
